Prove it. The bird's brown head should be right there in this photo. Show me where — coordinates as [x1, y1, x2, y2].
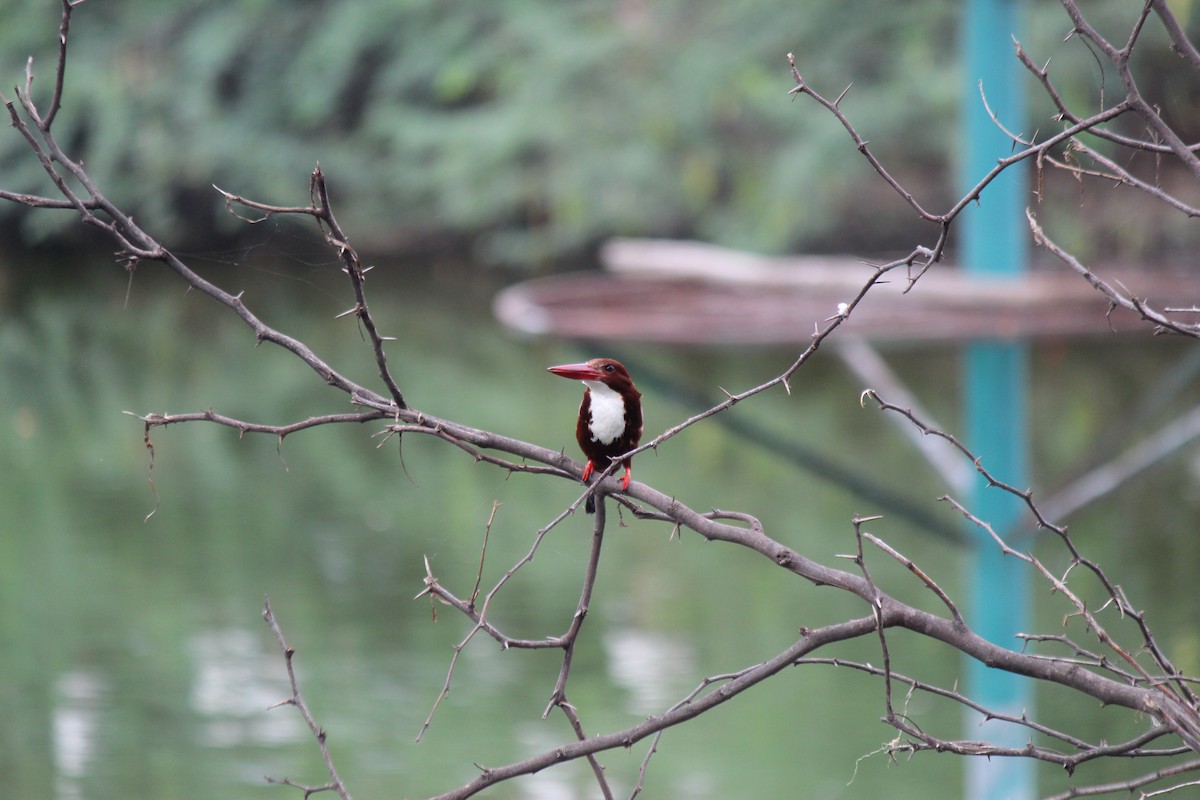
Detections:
[546, 358, 638, 394]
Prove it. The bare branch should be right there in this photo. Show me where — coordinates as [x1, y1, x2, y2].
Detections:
[849, 515, 895, 721]
[1044, 758, 1200, 800]
[1058, 0, 1200, 178]
[798, 658, 1186, 766]
[787, 53, 940, 222]
[1027, 210, 1200, 338]
[262, 598, 352, 800]
[1150, 0, 1200, 72]
[861, 532, 964, 625]
[1044, 140, 1200, 218]
[130, 408, 387, 438]
[543, 500, 609, 718]
[44, 0, 84, 129]
[215, 171, 408, 410]
[426, 616, 879, 800]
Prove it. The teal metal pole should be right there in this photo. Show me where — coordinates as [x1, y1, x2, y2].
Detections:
[961, 0, 1033, 798]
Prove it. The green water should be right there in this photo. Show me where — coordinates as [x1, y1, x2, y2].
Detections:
[1, 255, 1197, 798]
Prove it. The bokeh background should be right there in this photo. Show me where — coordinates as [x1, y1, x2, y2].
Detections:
[2, 2, 1200, 798]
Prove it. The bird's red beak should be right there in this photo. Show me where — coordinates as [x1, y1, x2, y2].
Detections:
[547, 362, 604, 381]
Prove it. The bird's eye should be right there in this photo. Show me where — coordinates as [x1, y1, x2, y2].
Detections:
[604, 364, 615, 372]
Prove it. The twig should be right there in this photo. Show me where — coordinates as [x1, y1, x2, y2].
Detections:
[787, 53, 939, 222]
[214, 170, 408, 410]
[1150, 0, 1200, 72]
[129, 408, 387, 438]
[861, 532, 964, 626]
[1043, 757, 1200, 800]
[559, 700, 614, 800]
[262, 598, 352, 800]
[1058, 0, 1200, 180]
[837, 337, 972, 493]
[427, 617, 880, 800]
[1042, 140, 1200, 218]
[468, 501, 501, 608]
[864, 388, 1200, 726]
[796, 657, 1186, 765]
[544, 498, 608, 718]
[1027, 210, 1200, 338]
[415, 502, 578, 741]
[847, 515, 894, 719]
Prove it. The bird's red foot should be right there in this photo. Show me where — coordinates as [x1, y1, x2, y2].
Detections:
[620, 467, 632, 491]
[581, 460, 595, 482]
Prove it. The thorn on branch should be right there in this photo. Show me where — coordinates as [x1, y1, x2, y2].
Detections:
[835, 83, 853, 108]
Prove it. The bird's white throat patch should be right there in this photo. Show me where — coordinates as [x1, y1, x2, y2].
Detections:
[583, 381, 626, 445]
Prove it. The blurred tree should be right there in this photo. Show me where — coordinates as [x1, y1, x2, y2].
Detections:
[0, 0, 1195, 266]
[2, 0, 959, 262]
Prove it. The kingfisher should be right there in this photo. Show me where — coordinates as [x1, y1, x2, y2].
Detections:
[547, 358, 643, 513]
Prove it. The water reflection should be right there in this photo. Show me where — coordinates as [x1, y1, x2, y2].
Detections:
[188, 628, 303, 748]
[604, 627, 695, 713]
[517, 723, 585, 799]
[53, 670, 103, 800]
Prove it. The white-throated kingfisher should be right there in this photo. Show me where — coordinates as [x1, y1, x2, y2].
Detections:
[547, 358, 643, 513]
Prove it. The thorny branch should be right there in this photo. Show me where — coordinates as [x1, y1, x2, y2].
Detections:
[1057, 0, 1200, 180]
[4, 0, 1200, 798]
[1028, 211, 1200, 337]
[846, 515, 895, 721]
[214, 175, 408, 410]
[1043, 759, 1200, 800]
[863, 390, 1200, 712]
[543, 501, 615, 800]
[797, 657, 1190, 765]
[262, 598, 352, 800]
[789, 0, 1200, 339]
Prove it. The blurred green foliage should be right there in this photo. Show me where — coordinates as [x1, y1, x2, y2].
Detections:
[1, 0, 1197, 265]
[3, 0, 960, 262]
